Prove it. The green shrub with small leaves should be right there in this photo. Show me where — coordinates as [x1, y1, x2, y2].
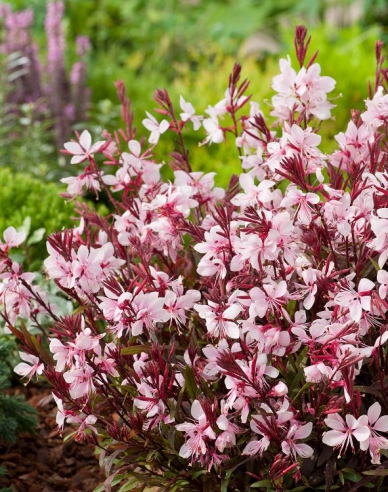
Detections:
[0, 168, 76, 266]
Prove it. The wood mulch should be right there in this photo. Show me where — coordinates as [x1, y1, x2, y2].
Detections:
[0, 386, 105, 492]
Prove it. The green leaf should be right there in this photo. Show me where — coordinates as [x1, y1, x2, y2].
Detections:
[342, 468, 362, 482]
[220, 478, 229, 492]
[251, 479, 272, 488]
[18, 216, 31, 236]
[354, 385, 382, 398]
[369, 257, 380, 272]
[316, 486, 339, 490]
[27, 227, 46, 245]
[93, 483, 105, 492]
[121, 345, 151, 356]
[363, 468, 388, 476]
[291, 382, 312, 405]
[184, 365, 197, 400]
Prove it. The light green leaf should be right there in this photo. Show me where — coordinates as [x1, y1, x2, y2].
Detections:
[27, 227, 46, 245]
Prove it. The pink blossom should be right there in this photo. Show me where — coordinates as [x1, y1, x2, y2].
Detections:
[333, 121, 373, 168]
[215, 405, 244, 452]
[202, 113, 224, 145]
[72, 245, 103, 293]
[63, 130, 106, 164]
[242, 415, 272, 456]
[377, 270, 388, 299]
[281, 422, 314, 459]
[361, 86, 388, 128]
[175, 400, 216, 460]
[1, 226, 26, 251]
[131, 292, 170, 336]
[249, 281, 288, 318]
[194, 301, 241, 339]
[142, 111, 169, 144]
[334, 278, 375, 322]
[164, 289, 201, 327]
[61, 172, 101, 196]
[44, 243, 76, 290]
[360, 403, 388, 464]
[63, 363, 96, 399]
[180, 95, 202, 130]
[231, 174, 275, 210]
[14, 351, 44, 383]
[322, 413, 370, 455]
[281, 188, 319, 224]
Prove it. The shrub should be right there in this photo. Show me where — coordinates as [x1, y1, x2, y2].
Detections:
[0, 335, 37, 446]
[0, 168, 76, 265]
[5, 25, 388, 492]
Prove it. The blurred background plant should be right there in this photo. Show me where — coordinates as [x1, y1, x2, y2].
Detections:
[0, 1, 90, 180]
[0, 0, 386, 186]
[0, 168, 76, 266]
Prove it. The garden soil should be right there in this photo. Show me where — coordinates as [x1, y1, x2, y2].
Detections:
[0, 386, 105, 492]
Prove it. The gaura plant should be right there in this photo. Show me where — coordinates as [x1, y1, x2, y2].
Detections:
[3, 26, 388, 491]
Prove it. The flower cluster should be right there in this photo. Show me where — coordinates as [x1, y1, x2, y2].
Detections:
[4, 26, 388, 491]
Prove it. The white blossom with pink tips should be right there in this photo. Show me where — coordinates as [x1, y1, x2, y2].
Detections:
[142, 112, 169, 145]
[202, 112, 224, 145]
[179, 95, 202, 130]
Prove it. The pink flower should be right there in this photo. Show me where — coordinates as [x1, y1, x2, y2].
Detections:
[322, 413, 370, 456]
[242, 415, 271, 456]
[362, 86, 388, 128]
[231, 174, 275, 210]
[61, 172, 101, 197]
[215, 406, 244, 452]
[175, 400, 216, 460]
[63, 130, 106, 164]
[281, 422, 314, 459]
[44, 243, 76, 290]
[360, 403, 388, 464]
[14, 352, 44, 383]
[164, 289, 201, 327]
[202, 113, 224, 145]
[180, 95, 202, 130]
[249, 281, 288, 318]
[281, 188, 319, 225]
[142, 112, 169, 144]
[1, 226, 26, 251]
[377, 270, 388, 299]
[72, 245, 103, 293]
[334, 278, 375, 322]
[63, 363, 96, 399]
[194, 301, 241, 339]
[131, 292, 170, 336]
[50, 338, 71, 372]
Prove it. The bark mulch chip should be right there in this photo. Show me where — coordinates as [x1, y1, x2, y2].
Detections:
[0, 386, 105, 492]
